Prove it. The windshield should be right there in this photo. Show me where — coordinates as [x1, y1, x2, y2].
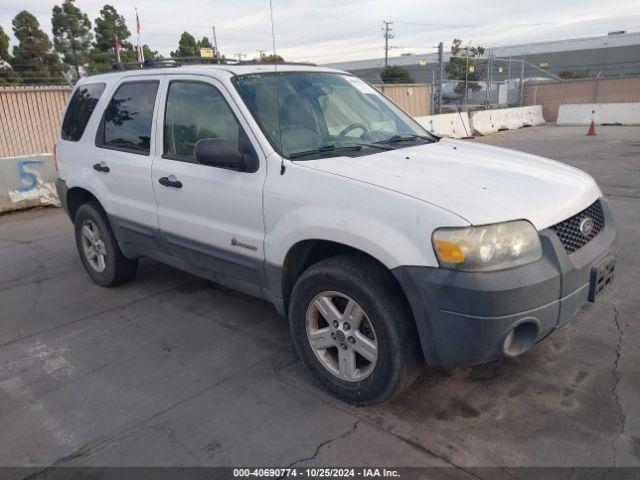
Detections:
[233, 72, 435, 159]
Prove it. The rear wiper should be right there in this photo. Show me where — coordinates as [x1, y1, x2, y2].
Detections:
[288, 142, 392, 159]
[374, 134, 433, 144]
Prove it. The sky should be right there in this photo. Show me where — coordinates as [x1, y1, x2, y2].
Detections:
[1, 0, 640, 64]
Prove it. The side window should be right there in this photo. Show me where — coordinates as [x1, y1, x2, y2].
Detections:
[163, 81, 244, 162]
[61, 83, 106, 141]
[97, 81, 159, 155]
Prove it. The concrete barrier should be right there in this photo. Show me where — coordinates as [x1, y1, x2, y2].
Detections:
[470, 106, 546, 135]
[414, 112, 473, 138]
[0, 154, 60, 213]
[556, 103, 640, 125]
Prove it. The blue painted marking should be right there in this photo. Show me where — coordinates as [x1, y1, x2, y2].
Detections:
[17, 160, 45, 192]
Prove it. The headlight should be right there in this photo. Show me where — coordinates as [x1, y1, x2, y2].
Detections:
[432, 220, 542, 272]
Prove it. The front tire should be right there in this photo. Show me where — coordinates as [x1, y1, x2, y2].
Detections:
[74, 202, 138, 287]
[289, 254, 422, 405]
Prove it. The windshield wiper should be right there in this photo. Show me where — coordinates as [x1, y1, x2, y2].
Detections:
[374, 133, 434, 144]
[288, 142, 392, 159]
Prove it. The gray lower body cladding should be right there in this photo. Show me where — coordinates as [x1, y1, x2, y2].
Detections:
[57, 177, 617, 368]
[392, 198, 618, 369]
[55, 178, 70, 217]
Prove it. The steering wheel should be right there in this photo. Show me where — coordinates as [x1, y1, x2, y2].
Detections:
[338, 123, 368, 137]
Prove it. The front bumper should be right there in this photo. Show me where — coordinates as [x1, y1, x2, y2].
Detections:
[392, 198, 618, 369]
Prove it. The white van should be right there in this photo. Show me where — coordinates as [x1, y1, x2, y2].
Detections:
[55, 64, 617, 404]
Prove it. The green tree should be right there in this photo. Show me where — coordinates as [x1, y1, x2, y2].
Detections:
[197, 36, 212, 50]
[0, 25, 11, 62]
[52, 0, 93, 79]
[11, 11, 64, 84]
[94, 5, 131, 53]
[0, 25, 21, 85]
[0, 63, 20, 85]
[380, 65, 414, 83]
[171, 32, 197, 58]
[142, 44, 158, 59]
[89, 5, 135, 72]
[445, 38, 485, 82]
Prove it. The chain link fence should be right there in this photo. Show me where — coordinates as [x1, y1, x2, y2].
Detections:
[437, 56, 529, 112]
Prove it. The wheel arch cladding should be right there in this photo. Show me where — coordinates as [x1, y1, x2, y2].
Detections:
[66, 186, 101, 221]
[271, 240, 424, 358]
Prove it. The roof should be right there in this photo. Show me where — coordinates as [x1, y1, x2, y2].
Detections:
[79, 63, 346, 85]
[323, 30, 640, 70]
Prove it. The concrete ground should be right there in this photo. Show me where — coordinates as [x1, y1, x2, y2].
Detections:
[0, 125, 639, 473]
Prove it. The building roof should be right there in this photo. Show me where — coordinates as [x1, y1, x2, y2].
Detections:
[323, 30, 640, 70]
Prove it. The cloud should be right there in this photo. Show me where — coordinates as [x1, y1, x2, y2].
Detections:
[1, 0, 638, 63]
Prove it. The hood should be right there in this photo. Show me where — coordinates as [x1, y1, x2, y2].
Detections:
[299, 138, 602, 230]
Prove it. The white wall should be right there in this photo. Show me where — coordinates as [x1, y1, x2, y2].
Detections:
[414, 112, 473, 139]
[557, 103, 640, 125]
[0, 154, 60, 213]
[470, 106, 546, 135]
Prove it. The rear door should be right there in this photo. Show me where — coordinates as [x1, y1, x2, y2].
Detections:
[92, 76, 166, 252]
[151, 75, 267, 290]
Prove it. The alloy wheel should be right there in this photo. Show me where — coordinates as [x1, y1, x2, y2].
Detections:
[80, 219, 107, 273]
[305, 291, 378, 382]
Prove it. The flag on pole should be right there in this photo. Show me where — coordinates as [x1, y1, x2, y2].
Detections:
[135, 8, 144, 65]
[114, 36, 122, 63]
[137, 44, 145, 65]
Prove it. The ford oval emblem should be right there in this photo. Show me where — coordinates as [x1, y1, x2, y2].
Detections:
[579, 217, 594, 237]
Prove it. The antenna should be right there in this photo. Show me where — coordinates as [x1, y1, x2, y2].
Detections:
[269, 0, 277, 57]
[269, 0, 285, 175]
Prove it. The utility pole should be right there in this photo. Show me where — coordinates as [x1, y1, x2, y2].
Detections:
[519, 55, 525, 106]
[257, 49, 266, 60]
[463, 42, 471, 106]
[431, 70, 435, 114]
[485, 53, 492, 108]
[435, 41, 443, 114]
[507, 51, 512, 105]
[212, 26, 219, 58]
[383, 21, 394, 68]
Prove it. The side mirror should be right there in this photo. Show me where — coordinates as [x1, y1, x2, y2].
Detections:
[195, 138, 246, 171]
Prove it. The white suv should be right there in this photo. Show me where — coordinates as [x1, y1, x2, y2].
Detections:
[55, 64, 617, 404]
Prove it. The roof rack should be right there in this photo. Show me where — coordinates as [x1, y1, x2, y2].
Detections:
[109, 57, 316, 71]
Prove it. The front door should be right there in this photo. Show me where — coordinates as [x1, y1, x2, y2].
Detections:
[151, 76, 267, 291]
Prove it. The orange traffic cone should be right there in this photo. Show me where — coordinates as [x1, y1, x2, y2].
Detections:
[587, 120, 596, 136]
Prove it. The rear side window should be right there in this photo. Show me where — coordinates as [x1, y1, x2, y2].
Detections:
[61, 83, 106, 141]
[97, 81, 159, 155]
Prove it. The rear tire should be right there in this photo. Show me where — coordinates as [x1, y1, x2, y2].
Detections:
[289, 254, 422, 405]
[74, 202, 138, 287]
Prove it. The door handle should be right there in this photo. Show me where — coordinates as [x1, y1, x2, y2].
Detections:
[158, 175, 183, 188]
[93, 162, 110, 173]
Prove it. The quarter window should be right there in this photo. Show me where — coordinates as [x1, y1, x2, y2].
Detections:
[61, 83, 106, 141]
[97, 81, 159, 155]
[163, 81, 243, 161]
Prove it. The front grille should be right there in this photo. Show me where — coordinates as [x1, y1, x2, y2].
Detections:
[550, 200, 605, 254]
